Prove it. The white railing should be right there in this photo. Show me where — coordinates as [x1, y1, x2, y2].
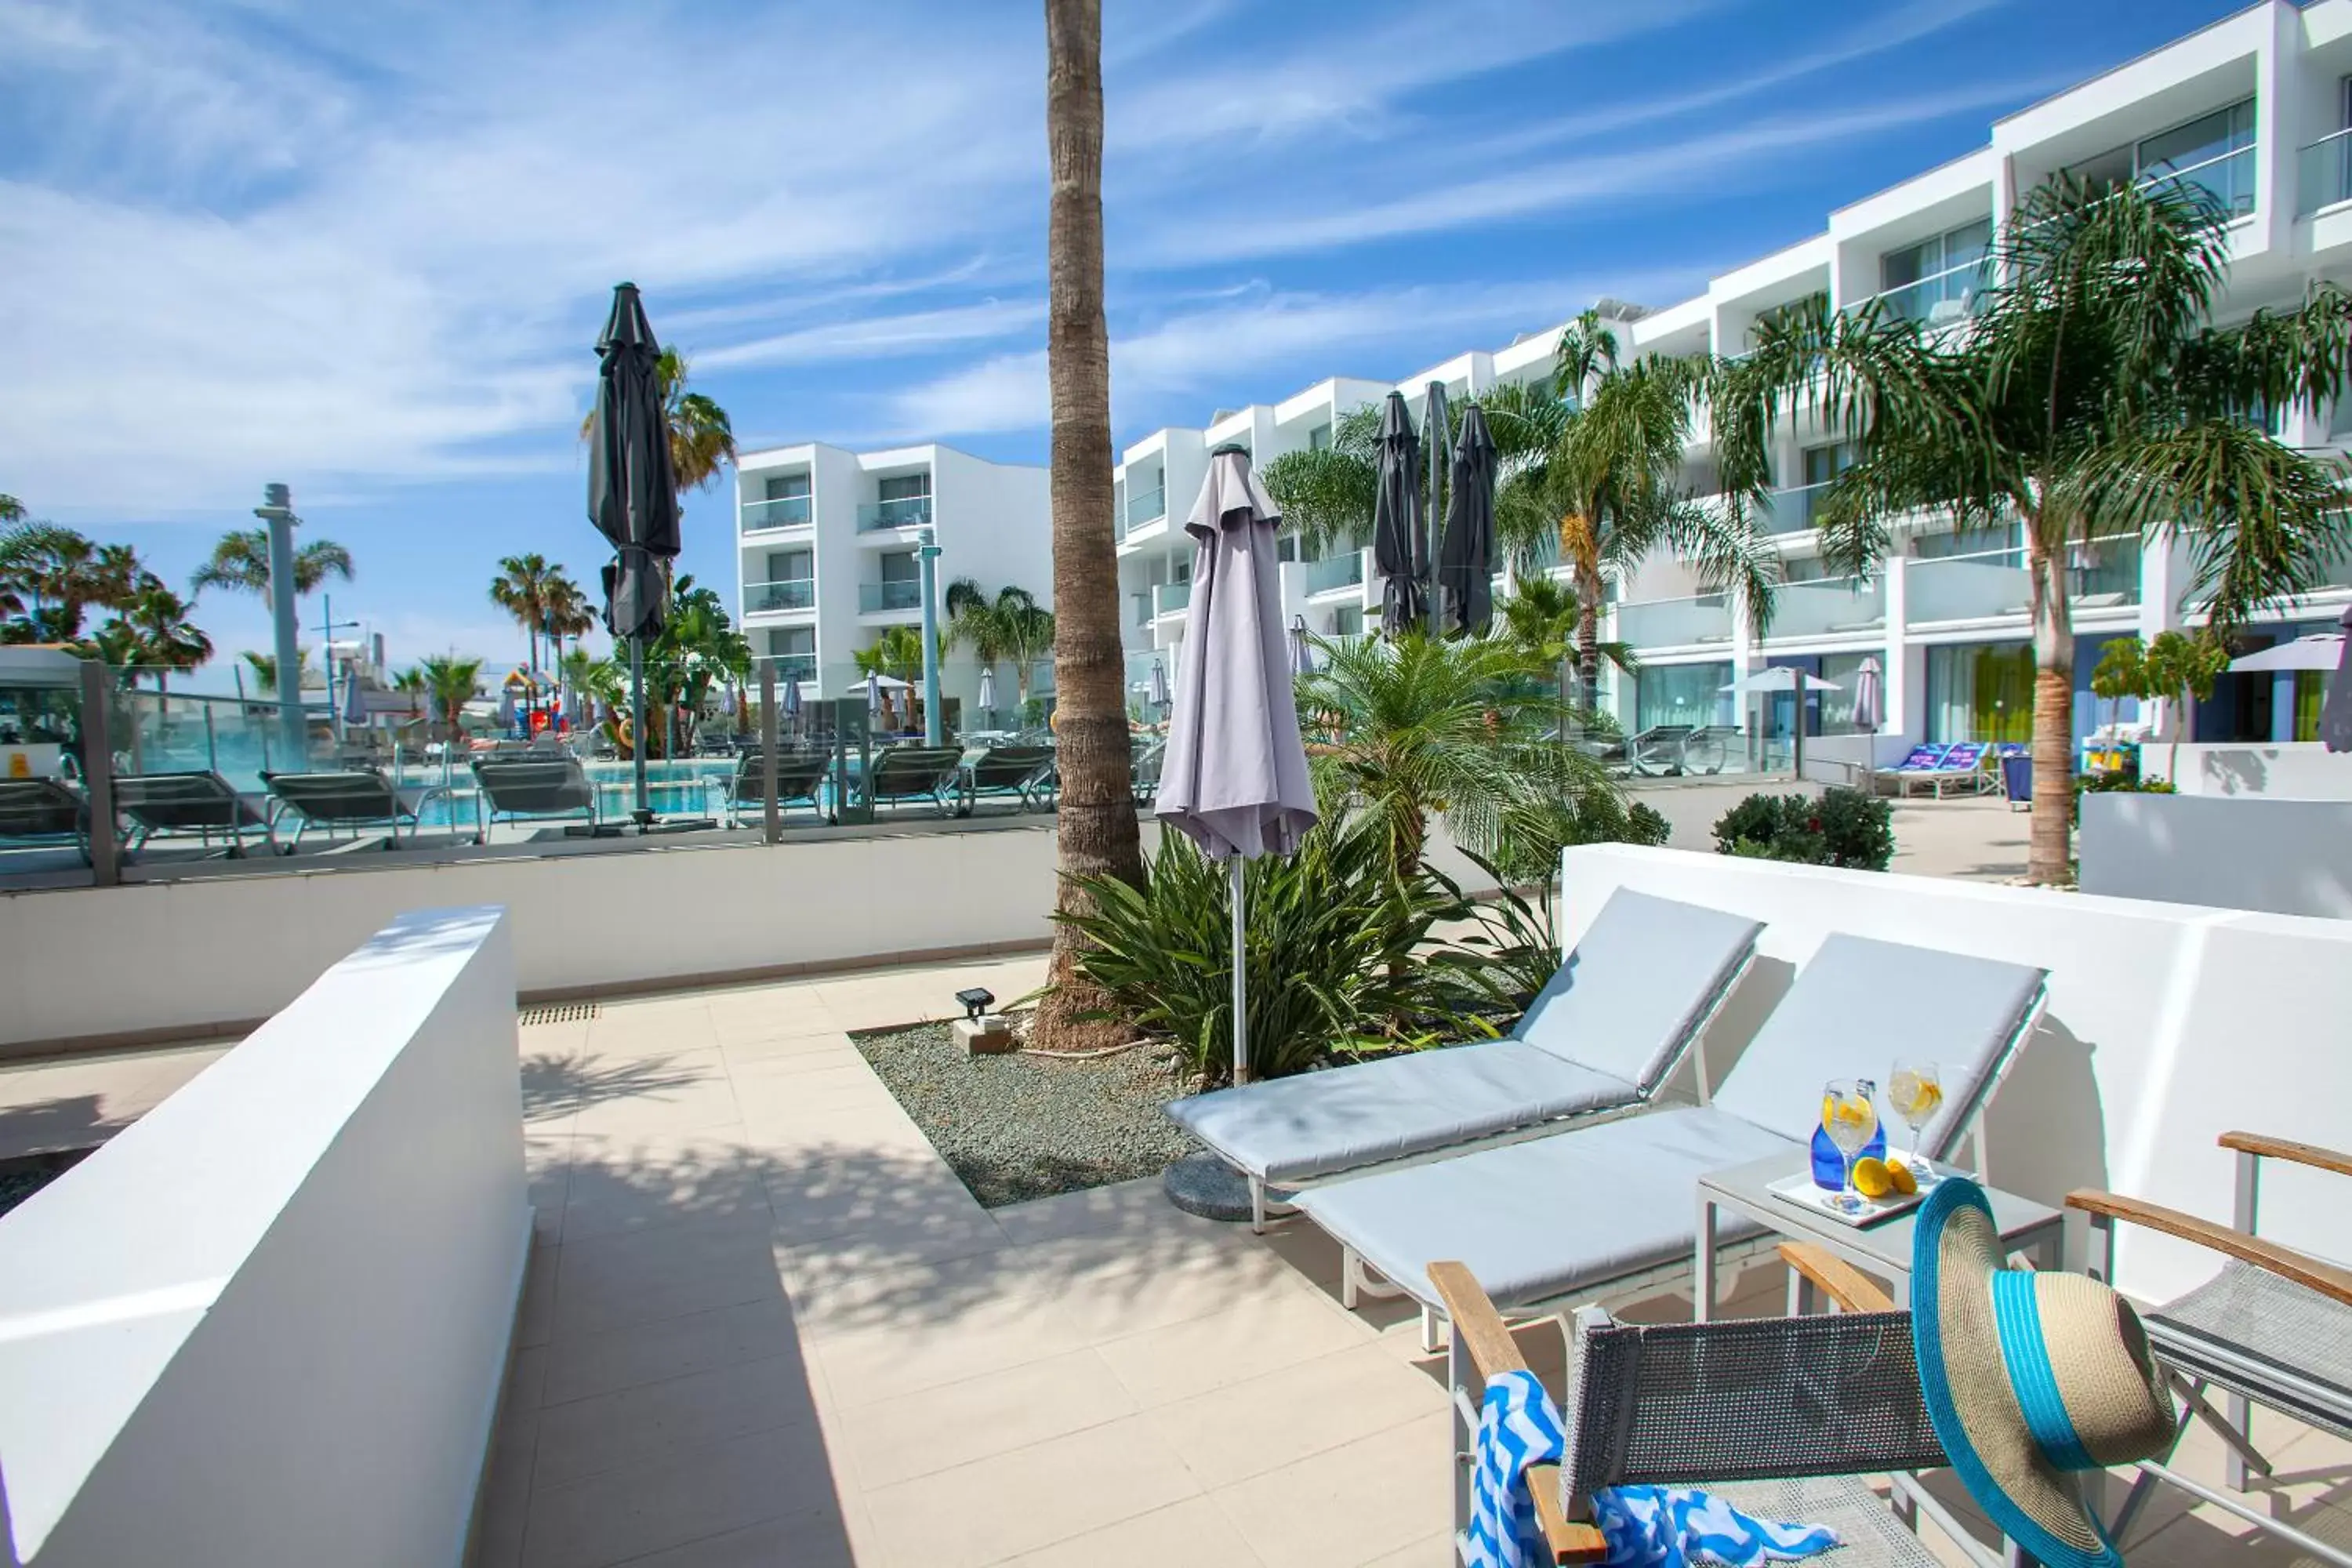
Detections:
[2299, 127, 2352, 218]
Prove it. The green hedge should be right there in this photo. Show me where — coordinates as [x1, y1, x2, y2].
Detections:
[1711, 787, 1894, 870]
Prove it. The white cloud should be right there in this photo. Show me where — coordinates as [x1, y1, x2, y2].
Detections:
[884, 270, 1711, 438]
[699, 300, 1045, 371]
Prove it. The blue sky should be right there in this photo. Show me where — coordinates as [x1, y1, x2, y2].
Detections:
[0, 0, 2250, 687]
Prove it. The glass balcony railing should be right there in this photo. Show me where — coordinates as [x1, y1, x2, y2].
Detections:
[856, 495, 931, 532]
[2300, 128, 2352, 218]
[1616, 593, 1731, 648]
[1861, 267, 1989, 328]
[1125, 485, 1167, 532]
[1301, 550, 1366, 596]
[743, 493, 812, 528]
[1768, 575, 1886, 640]
[752, 652, 817, 683]
[1153, 581, 1192, 618]
[1907, 549, 2031, 626]
[858, 580, 923, 613]
[2139, 143, 2256, 220]
[1759, 481, 1835, 535]
[744, 579, 815, 613]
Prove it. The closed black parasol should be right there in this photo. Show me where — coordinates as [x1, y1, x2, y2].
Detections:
[1437, 402, 1497, 636]
[588, 281, 681, 826]
[1370, 390, 1423, 635]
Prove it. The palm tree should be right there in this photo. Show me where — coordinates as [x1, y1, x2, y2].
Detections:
[392, 665, 429, 723]
[104, 583, 212, 692]
[1492, 314, 1779, 716]
[644, 577, 750, 748]
[1711, 177, 2352, 884]
[579, 350, 738, 496]
[489, 553, 559, 696]
[0, 524, 144, 639]
[541, 570, 596, 666]
[191, 528, 354, 602]
[943, 578, 1057, 711]
[1036, 0, 1141, 1051]
[418, 655, 485, 742]
[853, 625, 929, 730]
[1258, 404, 1385, 554]
[1299, 631, 1613, 879]
[241, 647, 314, 697]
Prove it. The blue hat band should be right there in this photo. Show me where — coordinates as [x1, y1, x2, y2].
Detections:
[1991, 1271, 2099, 1472]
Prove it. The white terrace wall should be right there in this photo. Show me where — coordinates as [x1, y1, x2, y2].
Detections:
[0, 822, 1506, 1053]
[2081, 792, 2352, 917]
[0, 907, 525, 1568]
[1558, 845, 2352, 1308]
[2140, 741, 2352, 799]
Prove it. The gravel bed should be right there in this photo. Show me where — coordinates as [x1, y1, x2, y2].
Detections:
[854, 1022, 1200, 1208]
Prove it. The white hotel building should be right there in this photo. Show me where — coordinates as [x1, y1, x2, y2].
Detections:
[744, 0, 2352, 749]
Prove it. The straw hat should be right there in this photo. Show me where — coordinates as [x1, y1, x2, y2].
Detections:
[1911, 1179, 2176, 1568]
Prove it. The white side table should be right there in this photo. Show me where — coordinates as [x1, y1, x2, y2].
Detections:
[1695, 1154, 2065, 1322]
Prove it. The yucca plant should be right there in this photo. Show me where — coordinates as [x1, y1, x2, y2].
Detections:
[1057, 816, 1479, 1086]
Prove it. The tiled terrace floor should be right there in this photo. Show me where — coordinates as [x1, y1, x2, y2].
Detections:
[4, 948, 2342, 1566]
[470, 959, 2352, 1568]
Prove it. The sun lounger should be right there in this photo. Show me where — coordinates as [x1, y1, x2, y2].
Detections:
[1431, 1248, 1954, 1566]
[262, 768, 446, 852]
[1131, 735, 1165, 803]
[1885, 740, 1990, 797]
[1164, 889, 1764, 1230]
[470, 754, 601, 840]
[114, 771, 267, 859]
[0, 777, 90, 862]
[958, 744, 1057, 815]
[862, 746, 964, 818]
[720, 750, 830, 828]
[1291, 932, 2046, 1345]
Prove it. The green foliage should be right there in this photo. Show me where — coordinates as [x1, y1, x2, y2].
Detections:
[2089, 637, 2147, 705]
[417, 654, 482, 737]
[1711, 787, 1893, 870]
[191, 528, 354, 601]
[943, 579, 1054, 706]
[2144, 630, 2231, 709]
[1057, 820, 1482, 1087]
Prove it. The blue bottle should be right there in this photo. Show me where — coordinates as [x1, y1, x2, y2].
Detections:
[1812, 1121, 1886, 1189]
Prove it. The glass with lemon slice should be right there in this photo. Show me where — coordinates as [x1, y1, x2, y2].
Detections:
[1886, 1061, 1944, 1182]
[1819, 1077, 1879, 1214]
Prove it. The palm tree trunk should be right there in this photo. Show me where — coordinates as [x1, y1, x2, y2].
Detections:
[1573, 580, 1602, 717]
[2026, 533, 2075, 886]
[1035, 0, 1142, 1054]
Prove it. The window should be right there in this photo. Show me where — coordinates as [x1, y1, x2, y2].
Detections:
[1748, 291, 1828, 350]
[1308, 423, 1333, 452]
[1331, 606, 1365, 637]
[765, 549, 811, 582]
[1925, 642, 2034, 742]
[767, 627, 813, 656]
[2069, 98, 2256, 217]
[1277, 533, 1299, 563]
[1635, 662, 1732, 731]
[764, 473, 811, 500]
[1876, 219, 1991, 324]
[878, 473, 931, 500]
[1911, 519, 2023, 559]
[879, 551, 918, 583]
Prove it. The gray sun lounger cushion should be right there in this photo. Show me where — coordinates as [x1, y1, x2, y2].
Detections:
[1163, 889, 1762, 1185]
[1708, 933, 2045, 1154]
[1293, 934, 2049, 1315]
[1300, 1106, 1798, 1312]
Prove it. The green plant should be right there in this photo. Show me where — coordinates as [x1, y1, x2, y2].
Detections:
[417, 654, 484, 741]
[943, 579, 1055, 709]
[1711, 175, 2352, 883]
[191, 528, 353, 601]
[2144, 630, 2231, 782]
[1711, 787, 1893, 870]
[1058, 818, 1477, 1086]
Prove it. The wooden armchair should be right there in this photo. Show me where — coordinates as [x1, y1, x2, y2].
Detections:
[2068, 1131, 2352, 1559]
[1428, 1246, 1952, 1566]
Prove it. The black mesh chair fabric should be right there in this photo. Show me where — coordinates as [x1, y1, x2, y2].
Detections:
[2149, 1259, 2352, 1440]
[1560, 1308, 1947, 1505]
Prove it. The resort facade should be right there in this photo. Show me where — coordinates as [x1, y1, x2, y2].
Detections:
[744, 0, 2352, 758]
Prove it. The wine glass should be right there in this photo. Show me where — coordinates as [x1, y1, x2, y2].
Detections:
[1887, 1061, 1944, 1181]
[1820, 1077, 1879, 1214]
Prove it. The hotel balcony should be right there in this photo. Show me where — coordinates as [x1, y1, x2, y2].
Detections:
[1152, 580, 1191, 619]
[858, 580, 924, 614]
[1301, 549, 1366, 598]
[856, 495, 932, 532]
[742, 493, 813, 531]
[1766, 575, 1886, 641]
[743, 578, 815, 614]
[1616, 591, 1731, 648]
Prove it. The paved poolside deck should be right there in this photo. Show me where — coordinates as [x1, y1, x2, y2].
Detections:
[5, 938, 2337, 1565]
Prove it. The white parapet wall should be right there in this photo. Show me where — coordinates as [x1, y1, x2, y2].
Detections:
[0, 907, 527, 1568]
[1559, 845, 2352, 1309]
[2140, 740, 2352, 799]
[2081, 791, 2352, 918]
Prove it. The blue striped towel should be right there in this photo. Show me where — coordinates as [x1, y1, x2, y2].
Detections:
[1468, 1372, 1842, 1567]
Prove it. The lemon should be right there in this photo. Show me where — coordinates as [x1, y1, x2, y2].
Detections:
[1851, 1156, 1895, 1200]
[1886, 1161, 1919, 1197]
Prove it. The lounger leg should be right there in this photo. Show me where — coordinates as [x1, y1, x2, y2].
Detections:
[1341, 1246, 1359, 1310]
[1446, 1327, 1475, 1539]
[1421, 1304, 1443, 1356]
[1250, 1177, 1265, 1236]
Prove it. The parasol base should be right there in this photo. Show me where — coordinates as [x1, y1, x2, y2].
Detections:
[1161, 1152, 1296, 1225]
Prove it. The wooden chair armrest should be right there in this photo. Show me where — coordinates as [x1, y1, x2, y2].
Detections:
[1777, 1242, 1896, 1314]
[2066, 1189, 2352, 1308]
[1428, 1262, 1610, 1565]
[2220, 1131, 2352, 1181]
